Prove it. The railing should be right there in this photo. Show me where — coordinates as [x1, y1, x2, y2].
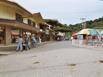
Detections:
[0, 18, 40, 33]
[71, 39, 103, 47]
[0, 18, 15, 23]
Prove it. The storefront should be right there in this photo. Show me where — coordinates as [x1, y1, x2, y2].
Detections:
[0, 26, 5, 44]
[0, 1, 48, 45]
[0, 19, 39, 45]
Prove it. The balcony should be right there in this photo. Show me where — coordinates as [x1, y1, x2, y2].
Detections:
[0, 19, 39, 33]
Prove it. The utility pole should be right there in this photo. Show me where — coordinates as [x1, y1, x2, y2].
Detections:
[80, 18, 86, 29]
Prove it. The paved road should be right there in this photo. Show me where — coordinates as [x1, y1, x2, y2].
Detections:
[0, 41, 103, 77]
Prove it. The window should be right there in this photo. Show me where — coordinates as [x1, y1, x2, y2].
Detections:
[0, 27, 5, 44]
[40, 26, 44, 29]
[28, 19, 32, 26]
[16, 13, 23, 23]
[33, 22, 35, 27]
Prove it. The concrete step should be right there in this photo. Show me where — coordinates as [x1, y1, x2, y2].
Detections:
[0, 45, 16, 51]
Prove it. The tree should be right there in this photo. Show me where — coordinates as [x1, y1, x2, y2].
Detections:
[45, 19, 71, 32]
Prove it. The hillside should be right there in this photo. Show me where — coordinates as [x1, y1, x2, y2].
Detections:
[44, 17, 103, 33]
[68, 17, 103, 32]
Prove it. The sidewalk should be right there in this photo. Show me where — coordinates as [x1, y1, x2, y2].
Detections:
[0, 41, 55, 56]
[0, 41, 103, 77]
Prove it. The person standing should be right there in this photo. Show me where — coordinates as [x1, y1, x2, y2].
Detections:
[16, 35, 23, 52]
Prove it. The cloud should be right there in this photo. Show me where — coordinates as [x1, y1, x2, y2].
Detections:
[13, 0, 103, 24]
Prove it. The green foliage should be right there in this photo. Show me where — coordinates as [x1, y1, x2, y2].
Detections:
[44, 19, 70, 32]
[44, 17, 103, 33]
[69, 17, 103, 32]
[44, 19, 63, 27]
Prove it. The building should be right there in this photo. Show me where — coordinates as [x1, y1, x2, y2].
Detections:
[0, 0, 47, 45]
[33, 13, 54, 42]
[33, 13, 49, 42]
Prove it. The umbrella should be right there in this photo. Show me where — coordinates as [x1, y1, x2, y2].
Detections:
[72, 32, 77, 36]
[78, 28, 99, 36]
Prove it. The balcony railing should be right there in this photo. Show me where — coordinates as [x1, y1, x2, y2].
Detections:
[0, 19, 39, 33]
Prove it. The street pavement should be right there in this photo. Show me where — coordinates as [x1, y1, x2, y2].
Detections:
[0, 41, 103, 77]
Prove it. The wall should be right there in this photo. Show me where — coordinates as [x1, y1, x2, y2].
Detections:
[0, 2, 40, 29]
[0, 4, 15, 20]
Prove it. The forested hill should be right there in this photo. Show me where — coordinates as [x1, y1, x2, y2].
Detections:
[44, 17, 103, 32]
[86, 17, 103, 28]
[69, 17, 103, 32]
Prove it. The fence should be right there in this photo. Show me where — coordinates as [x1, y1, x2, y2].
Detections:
[71, 39, 103, 47]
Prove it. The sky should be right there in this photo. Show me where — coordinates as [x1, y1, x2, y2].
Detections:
[10, 0, 103, 25]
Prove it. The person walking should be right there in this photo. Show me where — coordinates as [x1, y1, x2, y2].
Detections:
[25, 35, 30, 50]
[38, 37, 41, 43]
[31, 34, 37, 47]
[16, 35, 23, 52]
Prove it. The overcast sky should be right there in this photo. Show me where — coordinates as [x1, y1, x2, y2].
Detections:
[11, 0, 103, 24]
